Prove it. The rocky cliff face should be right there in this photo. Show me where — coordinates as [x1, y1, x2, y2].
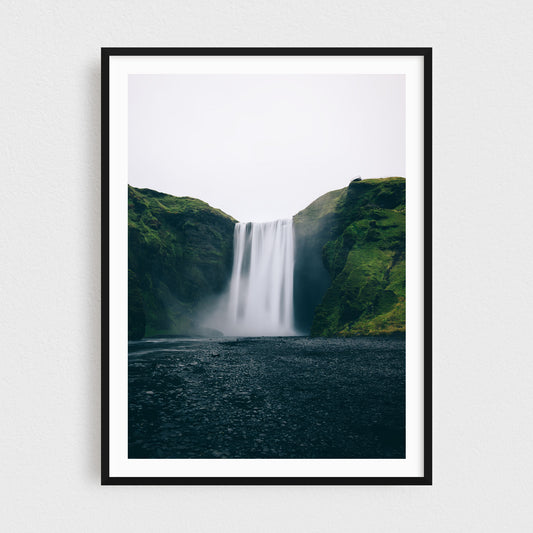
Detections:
[293, 187, 346, 332]
[294, 177, 406, 336]
[128, 186, 236, 340]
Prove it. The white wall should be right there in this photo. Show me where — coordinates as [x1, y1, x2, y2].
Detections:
[2, 1, 532, 531]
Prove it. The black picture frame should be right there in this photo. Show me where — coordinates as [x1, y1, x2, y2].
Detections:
[102, 47, 432, 485]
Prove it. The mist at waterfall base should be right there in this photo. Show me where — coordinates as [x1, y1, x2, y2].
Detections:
[204, 219, 300, 337]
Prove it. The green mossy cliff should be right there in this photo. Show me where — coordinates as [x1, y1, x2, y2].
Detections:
[294, 177, 405, 336]
[128, 186, 236, 340]
[128, 178, 405, 340]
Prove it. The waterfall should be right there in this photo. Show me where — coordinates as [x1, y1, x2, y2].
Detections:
[223, 219, 296, 336]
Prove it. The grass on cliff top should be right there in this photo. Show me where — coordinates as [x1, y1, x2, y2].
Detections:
[358, 176, 405, 185]
[293, 177, 405, 227]
[128, 185, 237, 260]
[293, 187, 346, 226]
[128, 185, 237, 223]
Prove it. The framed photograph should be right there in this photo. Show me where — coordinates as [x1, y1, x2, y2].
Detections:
[102, 47, 432, 485]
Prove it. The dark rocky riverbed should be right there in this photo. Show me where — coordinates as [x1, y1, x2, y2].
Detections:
[129, 336, 405, 458]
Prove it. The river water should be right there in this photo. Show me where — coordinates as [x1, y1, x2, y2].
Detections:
[129, 336, 405, 459]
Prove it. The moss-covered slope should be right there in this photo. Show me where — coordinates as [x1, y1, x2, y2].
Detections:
[128, 186, 236, 340]
[295, 177, 406, 337]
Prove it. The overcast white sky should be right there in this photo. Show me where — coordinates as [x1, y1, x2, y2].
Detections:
[129, 74, 405, 222]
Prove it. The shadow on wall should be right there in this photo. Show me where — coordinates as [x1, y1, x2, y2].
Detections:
[85, 60, 102, 481]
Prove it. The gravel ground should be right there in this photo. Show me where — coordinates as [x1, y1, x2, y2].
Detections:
[128, 336, 405, 458]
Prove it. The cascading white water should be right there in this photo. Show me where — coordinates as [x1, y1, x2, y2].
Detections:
[223, 219, 296, 336]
